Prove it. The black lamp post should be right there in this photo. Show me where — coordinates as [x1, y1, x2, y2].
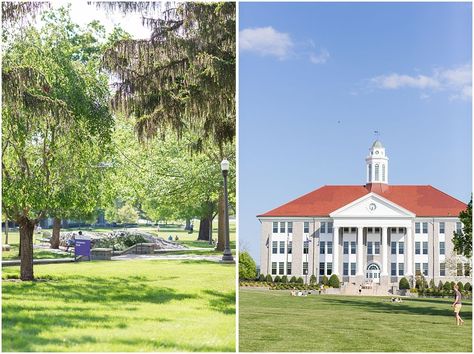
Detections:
[221, 159, 234, 263]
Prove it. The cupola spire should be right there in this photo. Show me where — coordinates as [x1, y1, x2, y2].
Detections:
[366, 140, 389, 184]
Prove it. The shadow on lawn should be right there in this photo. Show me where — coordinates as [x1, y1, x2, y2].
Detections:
[203, 290, 235, 315]
[114, 337, 234, 352]
[321, 296, 472, 318]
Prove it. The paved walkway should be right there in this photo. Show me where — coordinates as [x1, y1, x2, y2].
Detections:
[112, 253, 222, 262]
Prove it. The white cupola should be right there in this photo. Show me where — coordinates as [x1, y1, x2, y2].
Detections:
[366, 140, 389, 184]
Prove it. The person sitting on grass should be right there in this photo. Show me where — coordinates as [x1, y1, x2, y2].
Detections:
[452, 284, 464, 326]
[66, 232, 78, 252]
[290, 288, 296, 296]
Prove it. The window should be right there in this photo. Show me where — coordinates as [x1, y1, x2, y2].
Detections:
[303, 262, 308, 275]
[327, 241, 333, 254]
[328, 222, 333, 234]
[343, 263, 349, 276]
[457, 263, 463, 276]
[272, 222, 278, 233]
[391, 263, 397, 276]
[350, 263, 356, 276]
[440, 263, 445, 276]
[398, 227, 404, 233]
[288, 241, 292, 254]
[399, 242, 404, 255]
[320, 222, 326, 234]
[439, 241, 445, 255]
[391, 242, 397, 254]
[423, 263, 428, 276]
[272, 262, 277, 275]
[374, 242, 380, 255]
[415, 242, 421, 255]
[375, 164, 379, 181]
[368, 164, 372, 182]
[415, 222, 420, 234]
[368, 242, 373, 255]
[351, 241, 356, 254]
[464, 263, 471, 276]
[343, 241, 349, 254]
[279, 262, 284, 275]
[272, 241, 278, 254]
[287, 222, 293, 234]
[303, 241, 309, 254]
[439, 222, 445, 234]
[343, 227, 349, 233]
[391, 227, 397, 233]
[422, 222, 428, 234]
[280, 222, 286, 234]
[456, 222, 462, 234]
[414, 263, 421, 275]
[327, 262, 332, 275]
[287, 262, 292, 275]
[398, 263, 404, 276]
[320, 241, 325, 254]
[304, 222, 309, 234]
[368, 227, 373, 233]
[319, 262, 325, 276]
[279, 241, 285, 254]
[382, 164, 386, 181]
[422, 242, 428, 255]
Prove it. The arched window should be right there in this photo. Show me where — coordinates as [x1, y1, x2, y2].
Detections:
[382, 164, 386, 181]
[368, 164, 372, 182]
[375, 164, 379, 181]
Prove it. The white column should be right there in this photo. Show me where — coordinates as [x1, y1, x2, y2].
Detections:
[381, 226, 388, 276]
[357, 226, 364, 275]
[332, 226, 339, 275]
[405, 226, 413, 276]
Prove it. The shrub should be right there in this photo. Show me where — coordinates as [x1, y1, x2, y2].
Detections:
[451, 281, 456, 289]
[258, 274, 265, 282]
[289, 276, 297, 283]
[329, 274, 340, 288]
[266, 274, 273, 283]
[296, 277, 304, 284]
[281, 275, 288, 283]
[274, 275, 281, 283]
[399, 277, 410, 290]
[457, 281, 464, 291]
[322, 275, 329, 286]
[438, 280, 444, 291]
[239, 251, 257, 280]
[310, 274, 317, 284]
[443, 281, 452, 292]
[429, 278, 436, 290]
[464, 282, 472, 291]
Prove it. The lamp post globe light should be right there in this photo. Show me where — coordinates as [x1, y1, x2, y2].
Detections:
[220, 159, 234, 263]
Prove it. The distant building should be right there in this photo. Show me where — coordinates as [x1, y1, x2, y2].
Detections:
[258, 140, 470, 288]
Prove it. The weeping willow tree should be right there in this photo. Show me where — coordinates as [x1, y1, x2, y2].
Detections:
[2, 7, 114, 280]
[100, 2, 236, 249]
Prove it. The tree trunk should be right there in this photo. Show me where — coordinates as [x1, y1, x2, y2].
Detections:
[216, 191, 226, 251]
[50, 217, 61, 249]
[209, 217, 213, 245]
[197, 216, 211, 241]
[4, 218, 9, 245]
[19, 219, 35, 281]
[185, 219, 191, 231]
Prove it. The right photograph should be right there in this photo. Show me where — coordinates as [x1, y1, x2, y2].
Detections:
[238, 2, 472, 352]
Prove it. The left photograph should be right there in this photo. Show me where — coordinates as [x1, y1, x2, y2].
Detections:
[2, 1, 236, 352]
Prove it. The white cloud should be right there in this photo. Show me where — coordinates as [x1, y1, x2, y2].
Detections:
[240, 27, 293, 59]
[309, 48, 330, 64]
[370, 64, 472, 101]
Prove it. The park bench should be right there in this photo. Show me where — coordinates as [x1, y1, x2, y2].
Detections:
[36, 231, 52, 245]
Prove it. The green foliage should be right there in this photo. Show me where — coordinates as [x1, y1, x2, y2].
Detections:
[443, 281, 452, 292]
[453, 197, 472, 258]
[321, 275, 329, 286]
[438, 281, 444, 291]
[329, 274, 340, 288]
[117, 204, 139, 224]
[296, 277, 304, 284]
[310, 274, 317, 284]
[274, 276, 281, 283]
[238, 251, 257, 280]
[457, 281, 464, 291]
[281, 275, 288, 284]
[464, 282, 471, 291]
[266, 274, 273, 283]
[289, 276, 297, 283]
[429, 278, 436, 289]
[399, 277, 410, 290]
[258, 274, 265, 282]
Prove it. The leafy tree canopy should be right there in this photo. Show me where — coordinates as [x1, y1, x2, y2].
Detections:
[453, 197, 472, 258]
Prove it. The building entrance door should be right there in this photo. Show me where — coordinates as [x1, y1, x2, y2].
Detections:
[366, 263, 380, 283]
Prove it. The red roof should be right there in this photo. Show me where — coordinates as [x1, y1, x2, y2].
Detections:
[258, 184, 466, 217]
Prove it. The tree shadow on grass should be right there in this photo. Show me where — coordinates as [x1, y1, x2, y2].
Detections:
[114, 337, 235, 352]
[321, 296, 472, 318]
[203, 290, 235, 315]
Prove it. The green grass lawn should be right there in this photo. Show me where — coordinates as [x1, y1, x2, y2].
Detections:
[3, 260, 235, 352]
[239, 289, 472, 352]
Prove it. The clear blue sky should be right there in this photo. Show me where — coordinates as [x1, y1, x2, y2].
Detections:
[239, 2, 472, 263]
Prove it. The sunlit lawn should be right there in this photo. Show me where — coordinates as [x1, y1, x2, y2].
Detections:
[239, 289, 472, 352]
[3, 260, 235, 352]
